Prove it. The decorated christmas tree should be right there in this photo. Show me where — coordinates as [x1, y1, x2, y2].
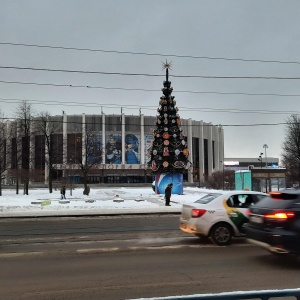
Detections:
[148, 61, 189, 179]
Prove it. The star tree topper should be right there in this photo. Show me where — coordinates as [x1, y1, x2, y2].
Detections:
[162, 60, 172, 81]
[162, 60, 172, 70]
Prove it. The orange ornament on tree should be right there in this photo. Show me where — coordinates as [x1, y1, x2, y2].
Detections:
[163, 132, 170, 139]
[183, 149, 189, 156]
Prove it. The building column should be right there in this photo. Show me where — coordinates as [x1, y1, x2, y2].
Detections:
[140, 114, 145, 164]
[199, 121, 204, 183]
[218, 126, 225, 168]
[62, 112, 67, 177]
[188, 118, 193, 183]
[82, 113, 86, 165]
[218, 126, 224, 170]
[214, 126, 220, 171]
[207, 123, 213, 177]
[121, 113, 125, 164]
[102, 112, 106, 164]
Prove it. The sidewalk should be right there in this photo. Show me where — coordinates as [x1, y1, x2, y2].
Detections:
[0, 187, 205, 218]
[0, 202, 182, 218]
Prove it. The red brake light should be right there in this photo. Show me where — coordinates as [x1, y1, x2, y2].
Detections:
[268, 192, 283, 200]
[264, 212, 295, 220]
[191, 209, 206, 218]
[268, 192, 298, 200]
[268, 192, 282, 195]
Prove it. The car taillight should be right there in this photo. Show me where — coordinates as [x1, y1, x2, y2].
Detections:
[268, 192, 298, 200]
[191, 209, 206, 218]
[268, 192, 283, 200]
[264, 212, 295, 220]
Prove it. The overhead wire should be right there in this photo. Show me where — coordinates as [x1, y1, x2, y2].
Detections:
[1, 43, 300, 97]
[2, 65, 300, 79]
[0, 41, 299, 129]
[1, 41, 300, 65]
[0, 97, 297, 115]
[2, 80, 300, 98]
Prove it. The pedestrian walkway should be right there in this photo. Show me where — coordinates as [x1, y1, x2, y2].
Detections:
[0, 186, 205, 218]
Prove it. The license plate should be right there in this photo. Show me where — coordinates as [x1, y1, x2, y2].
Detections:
[249, 215, 263, 224]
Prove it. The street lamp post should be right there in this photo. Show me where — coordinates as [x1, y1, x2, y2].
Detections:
[263, 144, 268, 168]
[263, 144, 271, 192]
[258, 152, 263, 168]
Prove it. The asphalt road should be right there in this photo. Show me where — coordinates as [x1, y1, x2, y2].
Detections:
[1, 244, 300, 300]
[0, 215, 300, 299]
[0, 214, 190, 254]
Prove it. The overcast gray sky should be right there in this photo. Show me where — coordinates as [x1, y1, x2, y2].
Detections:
[1, 0, 300, 161]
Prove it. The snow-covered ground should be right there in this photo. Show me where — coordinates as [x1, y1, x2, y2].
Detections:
[0, 186, 220, 217]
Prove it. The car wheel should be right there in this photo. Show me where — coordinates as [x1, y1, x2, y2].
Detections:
[209, 223, 232, 246]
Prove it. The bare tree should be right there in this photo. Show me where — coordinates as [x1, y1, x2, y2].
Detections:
[281, 114, 300, 186]
[206, 170, 235, 190]
[14, 101, 35, 195]
[71, 129, 102, 195]
[34, 112, 61, 193]
[0, 110, 11, 196]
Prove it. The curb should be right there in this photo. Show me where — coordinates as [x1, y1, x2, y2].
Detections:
[0, 209, 181, 218]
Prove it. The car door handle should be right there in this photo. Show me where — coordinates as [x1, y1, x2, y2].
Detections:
[230, 212, 238, 217]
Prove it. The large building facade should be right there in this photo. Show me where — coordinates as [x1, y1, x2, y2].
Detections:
[4, 112, 224, 185]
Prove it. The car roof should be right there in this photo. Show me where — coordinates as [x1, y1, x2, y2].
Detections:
[197, 189, 265, 194]
[268, 190, 300, 200]
[278, 189, 300, 195]
[222, 190, 267, 196]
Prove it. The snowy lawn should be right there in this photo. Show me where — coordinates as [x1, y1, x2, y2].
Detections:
[0, 186, 221, 217]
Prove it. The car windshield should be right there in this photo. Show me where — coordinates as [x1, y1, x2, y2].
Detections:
[195, 193, 223, 204]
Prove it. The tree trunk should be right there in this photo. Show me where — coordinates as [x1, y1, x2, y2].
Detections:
[0, 164, 2, 196]
[48, 169, 53, 194]
[83, 172, 89, 195]
[16, 176, 19, 195]
[25, 179, 29, 195]
[49, 178, 53, 193]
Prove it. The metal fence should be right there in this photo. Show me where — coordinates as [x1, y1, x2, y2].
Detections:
[128, 288, 300, 300]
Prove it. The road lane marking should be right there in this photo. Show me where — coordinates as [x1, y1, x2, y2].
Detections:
[0, 242, 255, 257]
[0, 251, 44, 258]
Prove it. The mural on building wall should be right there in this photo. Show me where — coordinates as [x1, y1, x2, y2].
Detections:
[106, 133, 122, 164]
[93, 134, 103, 164]
[145, 134, 153, 164]
[87, 134, 102, 164]
[125, 134, 140, 164]
[75, 132, 153, 165]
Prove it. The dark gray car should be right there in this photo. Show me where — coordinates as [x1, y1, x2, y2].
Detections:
[246, 189, 300, 255]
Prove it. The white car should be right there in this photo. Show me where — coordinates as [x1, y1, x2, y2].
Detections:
[180, 190, 267, 246]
